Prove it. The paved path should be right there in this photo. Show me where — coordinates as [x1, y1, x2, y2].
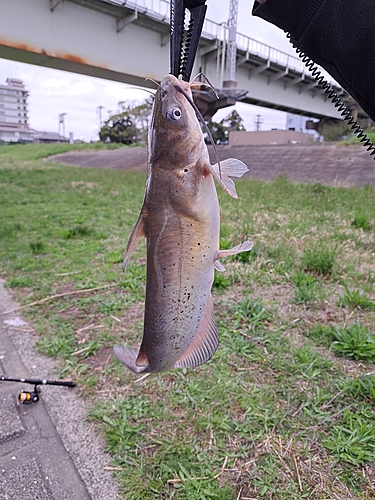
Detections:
[49, 143, 375, 187]
[0, 281, 120, 500]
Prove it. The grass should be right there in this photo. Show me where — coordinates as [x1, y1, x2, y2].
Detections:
[1, 143, 375, 499]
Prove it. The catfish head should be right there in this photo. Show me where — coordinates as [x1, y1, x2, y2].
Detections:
[149, 74, 207, 172]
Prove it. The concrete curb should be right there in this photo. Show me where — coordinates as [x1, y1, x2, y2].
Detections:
[0, 280, 120, 499]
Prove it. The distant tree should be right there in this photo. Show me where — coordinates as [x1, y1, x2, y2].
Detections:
[221, 110, 246, 131]
[205, 110, 246, 145]
[207, 120, 228, 145]
[99, 97, 153, 144]
[131, 98, 154, 143]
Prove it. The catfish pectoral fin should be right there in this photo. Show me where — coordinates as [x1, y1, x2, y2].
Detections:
[113, 345, 149, 373]
[175, 295, 218, 369]
[122, 209, 147, 271]
[210, 158, 249, 199]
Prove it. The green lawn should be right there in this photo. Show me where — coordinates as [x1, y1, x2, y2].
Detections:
[1, 143, 375, 499]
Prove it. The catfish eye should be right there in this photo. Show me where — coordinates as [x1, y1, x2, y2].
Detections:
[167, 107, 182, 121]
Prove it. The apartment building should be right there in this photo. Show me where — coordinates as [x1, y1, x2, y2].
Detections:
[0, 78, 28, 125]
[0, 78, 68, 143]
[0, 78, 34, 142]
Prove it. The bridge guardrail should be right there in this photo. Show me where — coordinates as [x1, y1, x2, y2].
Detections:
[108, 0, 340, 89]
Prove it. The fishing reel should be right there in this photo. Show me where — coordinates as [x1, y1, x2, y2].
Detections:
[1, 376, 76, 405]
[18, 385, 41, 405]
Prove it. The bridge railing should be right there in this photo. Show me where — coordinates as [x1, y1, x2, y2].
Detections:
[235, 31, 340, 88]
[108, 0, 340, 88]
[111, 0, 170, 19]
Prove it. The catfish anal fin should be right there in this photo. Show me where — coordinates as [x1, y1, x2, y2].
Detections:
[175, 295, 218, 369]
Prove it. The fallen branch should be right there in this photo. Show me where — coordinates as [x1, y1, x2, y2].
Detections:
[168, 456, 229, 486]
[72, 346, 91, 356]
[0, 283, 118, 316]
[167, 476, 210, 484]
[291, 453, 303, 492]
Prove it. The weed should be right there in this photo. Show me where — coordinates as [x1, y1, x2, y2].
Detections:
[97, 297, 124, 315]
[351, 213, 371, 230]
[212, 271, 232, 289]
[323, 411, 375, 465]
[233, 298, 268, 328]
[63, 224, 93, 239]
[346, 374, 375, 402]
[305, 323, 335, 347]
[338, 287, 375, 310]
[291, 271, 324, 304]
[332, 323, 375, 361]
[301, 242, 336, 275]
[105, 250, 124, 264]
[29, 239, 46, 254]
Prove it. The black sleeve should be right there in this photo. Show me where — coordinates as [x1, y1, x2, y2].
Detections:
[252, 0, 375, 122]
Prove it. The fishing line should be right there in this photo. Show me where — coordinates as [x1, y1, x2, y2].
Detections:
[190, 72, 219, 99]
[144, 77, 161, 89]
[175, 84, 222, 177]
[287, 33, 375, 159]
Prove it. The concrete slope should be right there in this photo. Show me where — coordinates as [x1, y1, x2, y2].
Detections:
[49, 143, 375, 187]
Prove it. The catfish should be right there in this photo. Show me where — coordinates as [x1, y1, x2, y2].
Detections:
[114, 74, 253, 373]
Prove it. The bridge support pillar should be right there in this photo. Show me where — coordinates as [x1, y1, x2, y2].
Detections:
[193, 80, 247, 121]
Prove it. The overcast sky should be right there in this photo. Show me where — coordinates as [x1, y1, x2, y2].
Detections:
[0, 0, 297, 142]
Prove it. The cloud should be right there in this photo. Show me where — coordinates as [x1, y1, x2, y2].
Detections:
[40, 78, 70, 88]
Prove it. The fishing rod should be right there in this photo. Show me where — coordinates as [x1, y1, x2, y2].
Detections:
[0, 376, 76, 404]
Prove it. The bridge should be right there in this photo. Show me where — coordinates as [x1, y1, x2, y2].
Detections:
[0, 0, 346, 121]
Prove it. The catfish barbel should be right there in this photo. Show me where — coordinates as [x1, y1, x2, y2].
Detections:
[114, 74, 253, 373]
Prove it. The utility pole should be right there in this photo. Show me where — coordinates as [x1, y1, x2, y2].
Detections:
[254, 114, 263, 132]
[58, 113, 67, 138]
[97, 105, 104, 129]
[224, 0, 239, 87]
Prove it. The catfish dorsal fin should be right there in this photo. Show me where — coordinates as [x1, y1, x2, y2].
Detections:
[122, 208, 147, 271]
[174, 295, 219, 369]
[209, 158, 249, 199]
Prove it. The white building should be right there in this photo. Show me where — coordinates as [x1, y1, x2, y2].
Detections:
[0, 78, 28, 126]
[0, 78, 33, 142]
[286, 113, 318, 136]
[0, 78, 68, 143]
